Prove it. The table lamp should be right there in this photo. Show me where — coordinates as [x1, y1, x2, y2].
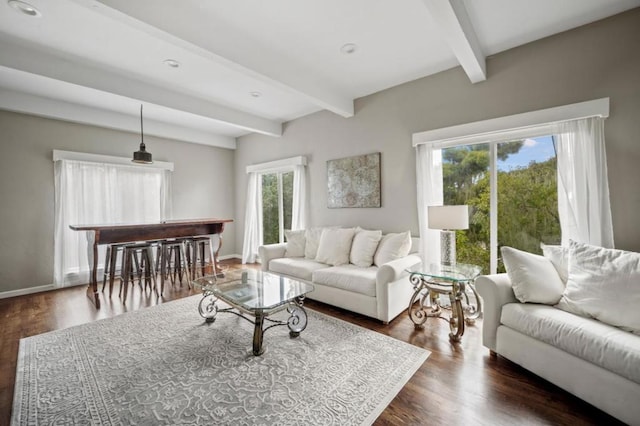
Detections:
[428, 205, 469, 267]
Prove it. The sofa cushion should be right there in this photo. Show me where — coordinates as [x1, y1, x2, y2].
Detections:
[312, 265, 378, 297]
[316, 227, 356, 266]
[501, 246, 565, 305]
[284, 230, 305, 257]
[304, 227, 324, 260]
[350, 228, 382, 267]
[556, 240, 640, 335]
[269, 257, 330, 282]
[541, 243, 569, 284]
[374, 231, 411, 266]
[501, 303, 640, 385]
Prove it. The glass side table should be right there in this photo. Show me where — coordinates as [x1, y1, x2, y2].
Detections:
[407, 263, 483, 342]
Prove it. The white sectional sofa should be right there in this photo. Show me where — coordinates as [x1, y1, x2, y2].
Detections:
[259, 227, 421, 323]
[476, 242, 640, 425]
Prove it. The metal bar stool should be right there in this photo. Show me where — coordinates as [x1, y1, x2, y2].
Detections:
[185, 236, 218, 280]
[120, 242, 156, 301]
[157, 239, 191, 294]
[102, 243, 127, 297]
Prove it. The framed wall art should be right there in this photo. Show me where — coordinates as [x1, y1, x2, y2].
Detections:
[327, 152, 381, 208]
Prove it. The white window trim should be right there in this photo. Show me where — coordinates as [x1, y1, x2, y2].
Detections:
[412, 98, 609, 148]
[246, 156, 307, 174]
[53, 149, 174, 171]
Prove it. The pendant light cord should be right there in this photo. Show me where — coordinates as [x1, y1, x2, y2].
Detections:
[140, 104, 144, 146]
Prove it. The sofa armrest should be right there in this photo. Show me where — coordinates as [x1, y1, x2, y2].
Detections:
[376, 254, 422, 286]
[475, 273, 517, 352]
[258, 243, 287, 271]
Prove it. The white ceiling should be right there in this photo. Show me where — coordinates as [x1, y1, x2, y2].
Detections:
[1, 0, 639, 149]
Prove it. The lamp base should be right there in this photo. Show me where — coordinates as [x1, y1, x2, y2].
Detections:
[440, 230, 456, 267]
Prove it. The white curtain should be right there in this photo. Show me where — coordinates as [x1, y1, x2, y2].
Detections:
[242, 172, 262, 264]
[416, 144, 444, 267]
[291, 164, 307, 230]
[54, 159, 171, 287]
[556, 117, 614, 248]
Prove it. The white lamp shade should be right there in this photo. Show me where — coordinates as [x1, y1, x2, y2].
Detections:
[428, 205, 469, 230]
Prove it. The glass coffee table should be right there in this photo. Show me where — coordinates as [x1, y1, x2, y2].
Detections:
[192, 269, 315, 356]
[407, 263, 482, 342]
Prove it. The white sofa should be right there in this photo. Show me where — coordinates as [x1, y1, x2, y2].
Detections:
[259, 228, 421, 323]
[477, 273, 640, 425]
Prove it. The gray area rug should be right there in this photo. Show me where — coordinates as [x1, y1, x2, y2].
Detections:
[12, 295, 429, 425]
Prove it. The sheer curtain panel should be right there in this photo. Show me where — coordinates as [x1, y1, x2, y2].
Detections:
[416, 144, 443, 267]
[556, 117, 614, 248]
[54, 159, 171, 287]
[291, 164, 307, 230]
[242, 172, 261, 264]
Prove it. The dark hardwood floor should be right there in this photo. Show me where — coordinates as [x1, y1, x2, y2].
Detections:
[0, 260, 622, 426]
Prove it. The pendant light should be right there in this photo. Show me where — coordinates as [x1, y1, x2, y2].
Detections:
[132, 104, 153, 164]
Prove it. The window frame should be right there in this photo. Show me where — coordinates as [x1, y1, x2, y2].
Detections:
[53, 150, 173, 286]
[246, 156, 307, 246]
[414, 98, 609, 274]
[259, 170, 292, 244]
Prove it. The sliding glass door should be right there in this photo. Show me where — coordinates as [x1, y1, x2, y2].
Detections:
[442, 136, 560, 273]
[261, 171, 293, 245]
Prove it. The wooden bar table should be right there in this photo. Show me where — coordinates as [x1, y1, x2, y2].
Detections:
[70, 218, 233, 308]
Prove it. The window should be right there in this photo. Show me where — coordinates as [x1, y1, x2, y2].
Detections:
[442, 136, 560, 273]
[242, 156, 307, 264]
[414, 98, 613, 274]
[261, 171, 293, 245]
[53, 151, 172, 287]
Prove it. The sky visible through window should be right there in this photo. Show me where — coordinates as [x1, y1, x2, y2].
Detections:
[498, 135, 556, 171]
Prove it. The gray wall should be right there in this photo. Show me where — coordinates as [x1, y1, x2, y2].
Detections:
[235, 8, 640, 254]
[0, 111, 236, 293]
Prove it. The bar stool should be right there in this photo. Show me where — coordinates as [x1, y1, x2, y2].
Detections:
[102, 243, 127, 297]
[157, 239, 191, 294]
[186, 236, 217, 280]
[120, 242, 156, 301]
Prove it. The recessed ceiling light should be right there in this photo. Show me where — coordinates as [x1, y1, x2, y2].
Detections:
[8, 0, 41, 17]
[163, 59, 180, 68]
[249, 91, 261, 98]
[340, 43, 358, 55]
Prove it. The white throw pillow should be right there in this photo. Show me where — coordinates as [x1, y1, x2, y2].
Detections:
[315, 228, 356, 266]
[304, 228, 325, 259]
[350, 228, 383, 267]
[501, 246, 565, 304]
[556, 240, 640, 334]
[284, 230, 305, 257]
[541, 243, 569, 284]
[373, 231, 411, 267]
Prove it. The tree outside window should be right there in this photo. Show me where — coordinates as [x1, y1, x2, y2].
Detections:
[442, 136, 560, 273]
[261, 171, 293, 245]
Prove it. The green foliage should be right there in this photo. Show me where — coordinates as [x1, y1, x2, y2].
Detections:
[261, 172, 295, 245]
[283, 172, 293, 231]
[262, 174, 279, 245]
[443, 141, 560, 274]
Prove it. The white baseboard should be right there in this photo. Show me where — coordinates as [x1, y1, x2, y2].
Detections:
[0, 284, 56, 299]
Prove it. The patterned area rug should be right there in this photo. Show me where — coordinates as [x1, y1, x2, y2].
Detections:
[12, 295, 429, 425]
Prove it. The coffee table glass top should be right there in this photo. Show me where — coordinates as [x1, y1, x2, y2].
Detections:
[408, 263, 482, 283]
[192, 269, 314, 312]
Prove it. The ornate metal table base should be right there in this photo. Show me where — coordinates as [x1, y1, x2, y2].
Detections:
[198, 292, 308, 356]
[408, 273, 482, 342]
